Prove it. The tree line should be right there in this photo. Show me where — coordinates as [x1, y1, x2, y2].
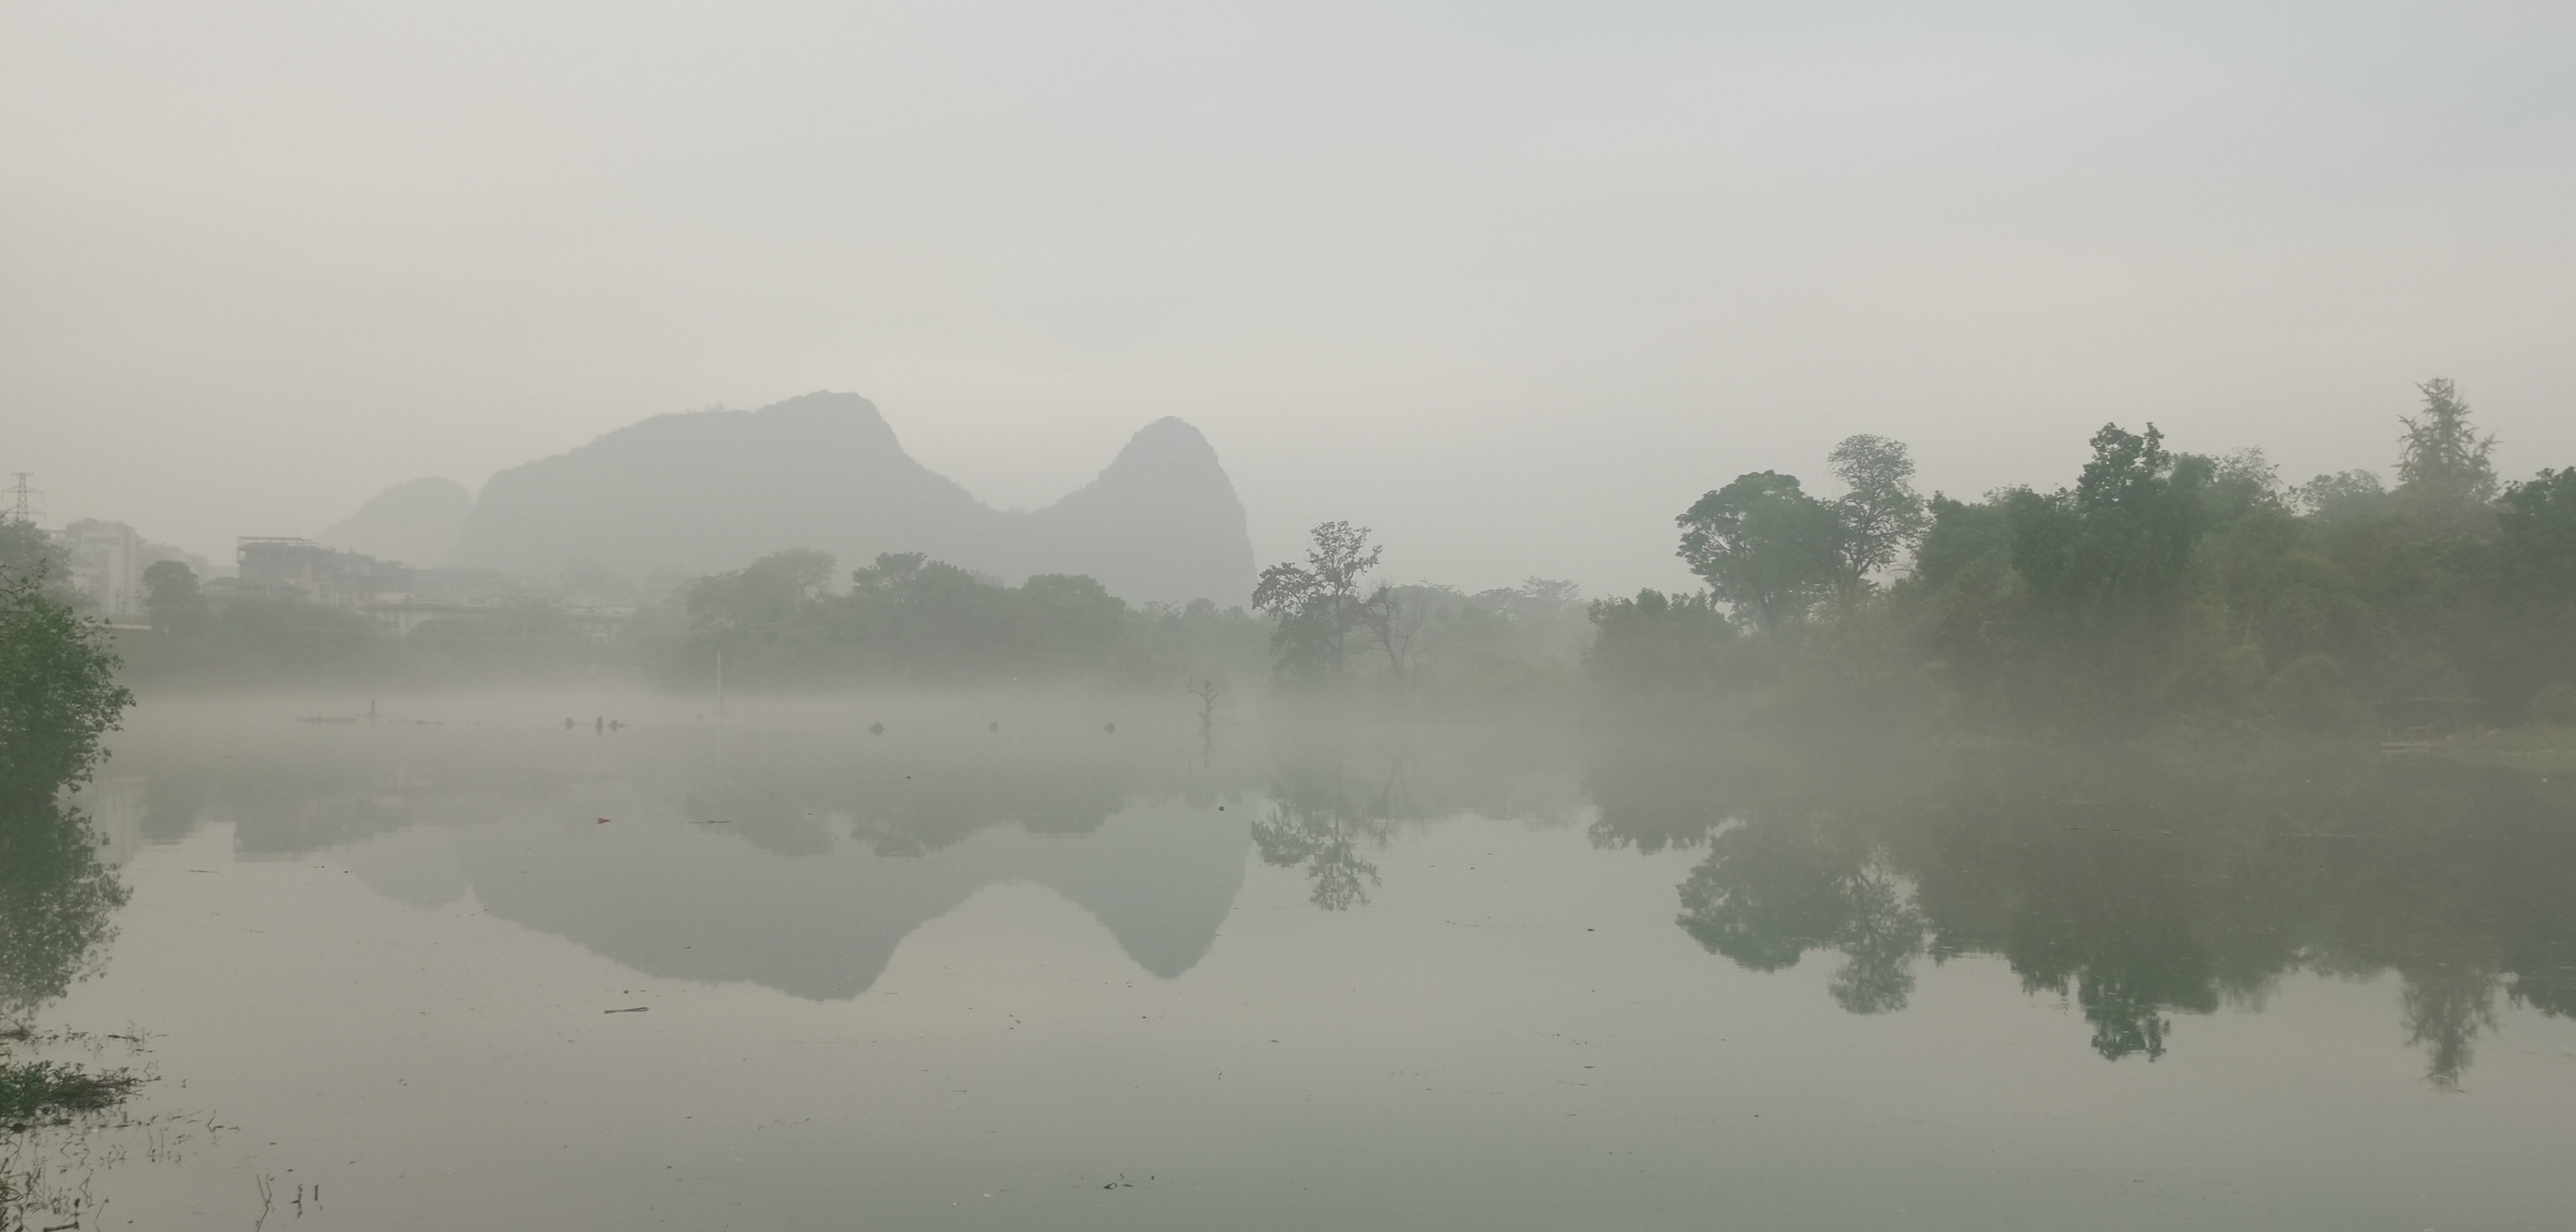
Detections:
[660, 550, 1272, 692]
[1247, 521, 1592, 697]
[1592, 379, 2576, 735]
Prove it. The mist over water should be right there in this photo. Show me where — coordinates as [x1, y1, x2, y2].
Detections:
[1, 692, 2568, 1228]
[10, 4, 2576, 1226]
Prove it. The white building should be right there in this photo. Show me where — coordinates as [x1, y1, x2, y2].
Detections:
[61, 519, 210, 620]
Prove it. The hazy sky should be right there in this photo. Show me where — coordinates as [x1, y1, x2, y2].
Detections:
[6, 1, 2571, 594]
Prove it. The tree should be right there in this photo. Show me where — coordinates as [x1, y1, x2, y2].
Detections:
[2292, 468, 2392, 523]
[1676, 473, 1839, 636]
[1823, 434, 1930, 610]
[1357, 583, 1427, 680]
[1251, 521, 1383, 676]
[2494, 468, 2576, 707]
[141, 559, 208, 635]
[2012, 423, 2210, 620]
[0, 563, 134, 800]
[0, 518, 74, 607]
[2395, 378, 2498, 536]
[2498, 468, 2576, 603]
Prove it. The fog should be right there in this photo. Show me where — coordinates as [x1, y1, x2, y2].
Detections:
[8, 1, 2574, 593]
[13, 13, 2576, 1215]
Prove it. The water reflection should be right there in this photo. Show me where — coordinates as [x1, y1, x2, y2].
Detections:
[85, 701, 2576, 1089]
[1590, 739, 2576, 1083]
[3, 785, 143, 1227]
[1253, 762, 1398, 911]
[0, 795, 125, 1028]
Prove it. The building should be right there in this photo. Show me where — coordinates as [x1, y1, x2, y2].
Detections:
[235, 537, 414, 605]
[61, 519, 210, 621]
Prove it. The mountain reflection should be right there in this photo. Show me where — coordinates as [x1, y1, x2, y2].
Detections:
[1590, 738, 2576, 1083]
[83, 704, 2576, 1083]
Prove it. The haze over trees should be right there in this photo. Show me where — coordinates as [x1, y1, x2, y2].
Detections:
[1599, 379, 2576, 736]
[0, 527, 132, 797]
[1250, 521, 1592, 694]
[1251, 521, 1384, 678]
[662, 549, 1269, 692]
[31, 373, 2573, 742]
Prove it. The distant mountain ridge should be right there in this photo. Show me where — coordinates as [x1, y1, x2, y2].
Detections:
[390, 392, 1252, 604]
[316, 476, 474, 567]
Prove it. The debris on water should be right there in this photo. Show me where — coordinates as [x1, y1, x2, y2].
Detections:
[604, 1007, 649, 1014]
[597, 817, 612, 825]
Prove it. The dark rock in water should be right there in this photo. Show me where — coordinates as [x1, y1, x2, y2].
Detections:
[446, 392, 1255, 605]
[317, 476, 475, 567]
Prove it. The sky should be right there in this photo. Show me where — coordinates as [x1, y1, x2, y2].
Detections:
[4, 0, 2572, 595]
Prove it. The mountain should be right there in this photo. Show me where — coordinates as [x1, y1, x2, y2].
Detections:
[315, 476, 474, 567]
[446, 391, 1254, 605]
[1014, 416, 1256, 612]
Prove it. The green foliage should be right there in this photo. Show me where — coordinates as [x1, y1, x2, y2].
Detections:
[0, 566, 133, 797]
[1676, 472, 1839, 635]
[1251, 522, 1383, 678]
[0, 798, 126, 1025]
[1904, 424, 2236, 732]
[1646, 381, 2575, 737]
[2395, 377, 2498, 536]
[1822, 434, 1930, 610]
[664, 550, 1263, 691]
[140, 560, 208, 635]
[2497, 468, 2576, 600]
[1583, 589, 1758, 694]
[0, 1058, 138, 1120]
[122, 585, 631, 690]
[1591, 735, 2576, 1078]
[1347, 578, 1592, 699]
[0, 522, 71, 608]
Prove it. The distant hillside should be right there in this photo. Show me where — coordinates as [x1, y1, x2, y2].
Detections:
[446, 392, 1255, 605]
[316, 476, 474, 567]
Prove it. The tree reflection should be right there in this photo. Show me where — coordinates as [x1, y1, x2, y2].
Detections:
[1591, 737, 2576, 1082]
[1674, 820, 1925, 1014]
[0, 795, 126, 1028]
[1252, 761, 1402, 911]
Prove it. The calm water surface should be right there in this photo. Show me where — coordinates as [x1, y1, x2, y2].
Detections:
[8, 696, 2575, 1229]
